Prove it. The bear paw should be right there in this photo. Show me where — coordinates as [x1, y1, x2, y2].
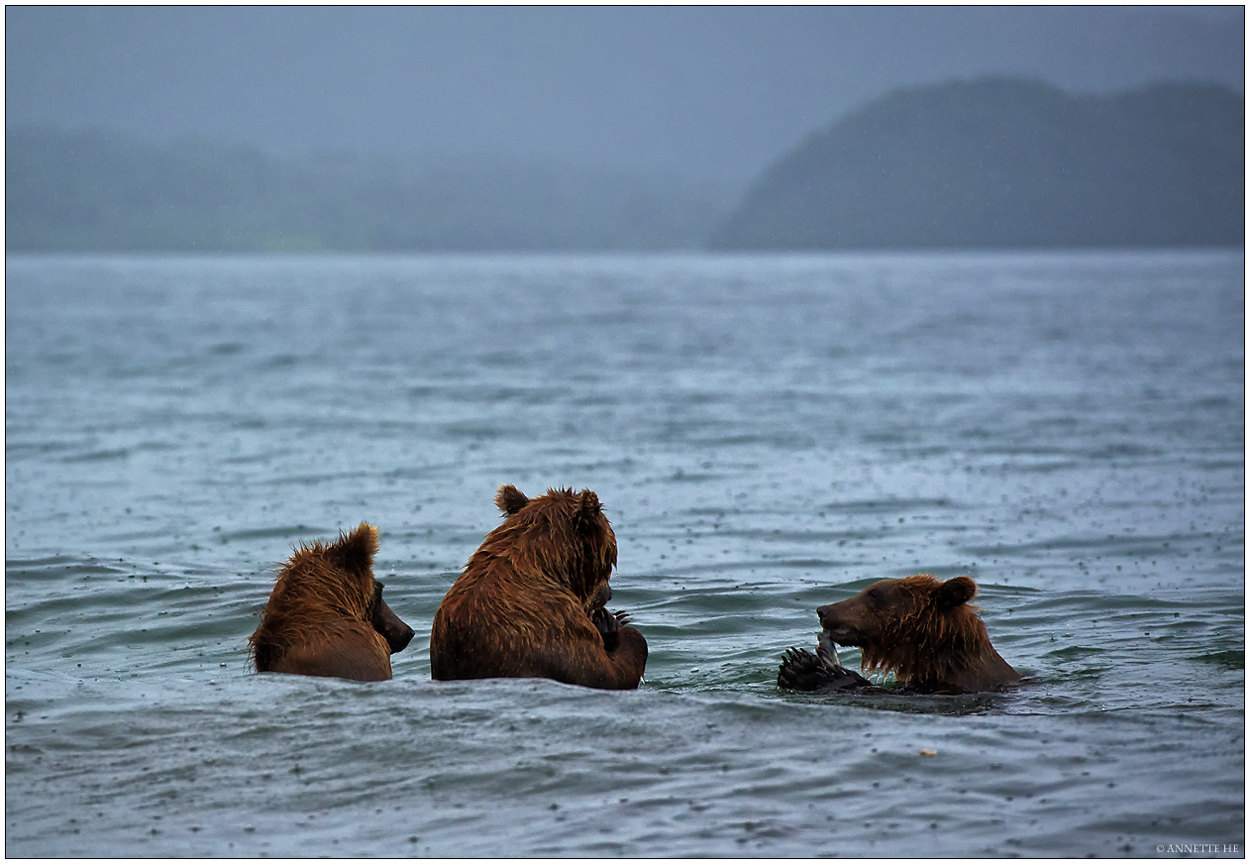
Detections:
[590, 607, 630, 652]
[777, 647, 872, 692]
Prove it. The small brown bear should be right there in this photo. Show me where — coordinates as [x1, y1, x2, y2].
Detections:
[429, 484, 647, 690]
[778, 574, 1018, 694]
[249, 522, 414, 682]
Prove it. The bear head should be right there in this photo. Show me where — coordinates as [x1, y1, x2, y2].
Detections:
[492, 484, 617, 606]
[817, 574, 985, 689]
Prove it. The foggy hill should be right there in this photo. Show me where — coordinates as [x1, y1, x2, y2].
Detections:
[5, 127, 734, 252]
[7, 7, 1244, 186]
[712, 79, 1244, 250]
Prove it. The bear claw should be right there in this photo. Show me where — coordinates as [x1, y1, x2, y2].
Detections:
[778, 646, 873, 692]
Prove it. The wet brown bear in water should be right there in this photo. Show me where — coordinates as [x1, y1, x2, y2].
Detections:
[249, 523, 414, 682]
[779, 574, 1018, 694]
[429, 485, 647, 689]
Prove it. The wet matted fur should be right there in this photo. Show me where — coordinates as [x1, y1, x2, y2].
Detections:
[782, 574, 1018, 694]
[249, 522, 413, 681]
[429, 485, 647, 689]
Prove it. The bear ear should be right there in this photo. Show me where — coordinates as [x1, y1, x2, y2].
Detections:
[577, 489, 601, 518]
[495, 484, 529, 516]
[573, 489, 603, 531]
[331, 522, 379, 575]
[935, 575, 977, 609]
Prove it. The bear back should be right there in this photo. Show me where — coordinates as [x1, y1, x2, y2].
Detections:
[429, 484, 646, 689]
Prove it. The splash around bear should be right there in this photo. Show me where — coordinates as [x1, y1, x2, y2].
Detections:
[778, 574, 1018, 694]
[249, 522, 414, 681]
[429, 484, 647, 689]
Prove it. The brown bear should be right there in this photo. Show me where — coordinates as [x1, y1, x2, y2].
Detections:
[778, 574, 1018, 694]
[429, 484, 647, 690]
[248, 522, 414, 682]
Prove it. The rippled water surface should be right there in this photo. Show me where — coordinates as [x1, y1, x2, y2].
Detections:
[6, 251, 1244, 856]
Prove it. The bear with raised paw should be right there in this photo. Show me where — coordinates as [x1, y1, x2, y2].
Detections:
[779, 574, 1018, 694]
[430, 485, 647, 690]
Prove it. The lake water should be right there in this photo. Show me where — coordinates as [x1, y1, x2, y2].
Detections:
[5, 251, 1244, 857]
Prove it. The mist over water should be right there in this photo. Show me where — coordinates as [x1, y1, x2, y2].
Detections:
[5, 251, 1244, 856]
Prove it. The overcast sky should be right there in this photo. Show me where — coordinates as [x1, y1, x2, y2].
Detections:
[6, 6, 1244, 182]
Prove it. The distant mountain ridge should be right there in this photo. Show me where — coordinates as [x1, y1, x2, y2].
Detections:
[5, 127, 733, 252]
[712, 78, 1244, 250]
[7, 78, 1243, 253]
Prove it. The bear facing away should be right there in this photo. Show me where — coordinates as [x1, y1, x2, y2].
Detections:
[779, 574, 1018, 694]
[429, 485, 647, 690]
[249, 523, 414, 682]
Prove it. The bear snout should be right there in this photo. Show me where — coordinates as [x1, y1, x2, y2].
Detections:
[591, 582, 613, 607]
[387, 619, 415, 654]
[389, 621, 415, 654]
[816, 603, 856, 644]
[374, 600, 415, 654]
